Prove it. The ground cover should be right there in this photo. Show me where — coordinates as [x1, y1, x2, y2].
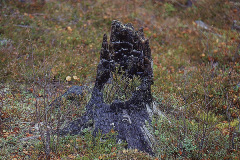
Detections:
[0, 0, 240, 159]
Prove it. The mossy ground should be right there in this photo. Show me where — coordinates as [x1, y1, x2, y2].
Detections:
[0, 0, 240, 159]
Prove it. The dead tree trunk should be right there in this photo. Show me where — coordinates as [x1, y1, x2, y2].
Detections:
[58, 20, 155, 155]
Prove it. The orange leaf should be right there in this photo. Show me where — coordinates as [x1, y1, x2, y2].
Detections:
[222, 105, 227, 110]
[144, 27, 149, 31]
[13, 127, 20, 133]
[66, 144, 71, 148]
[68, 154, 76, 159]
[28, 88, 33, 93]
[179, 150, 182, 155]
[3, 134, 8, 138]
[111, 147, 116, 152]
[26, 133, 33, 137]
[67, 26, 73, 32]
[161, 154, 166, 159]
[110, 128, 115, 134]
[29, 14, 34, 19]
[111, 152, 116, 157]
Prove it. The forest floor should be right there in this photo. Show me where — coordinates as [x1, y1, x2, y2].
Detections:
[0, 0, 240, 159]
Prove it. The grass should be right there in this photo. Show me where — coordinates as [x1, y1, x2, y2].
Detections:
[103, 67, 142, 104]
[0, 0, 240, 159]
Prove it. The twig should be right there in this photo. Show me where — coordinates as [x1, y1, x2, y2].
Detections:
[20, 135, 40, 141]
[14, 25, 33, 28]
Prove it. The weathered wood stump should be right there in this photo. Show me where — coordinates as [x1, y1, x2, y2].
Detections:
[58, 20, 155, 155]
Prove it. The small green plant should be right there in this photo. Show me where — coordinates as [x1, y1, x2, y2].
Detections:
[152, 103, 240, 159]
[49, 129, 125, 159]
[164, 3, 176, 16]
[103, 66, 141, 104]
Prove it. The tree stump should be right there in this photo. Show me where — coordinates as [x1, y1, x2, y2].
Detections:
[58, 20, 155, 155]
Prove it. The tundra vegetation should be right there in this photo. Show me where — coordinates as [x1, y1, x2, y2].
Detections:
[0, 0, 240, 159]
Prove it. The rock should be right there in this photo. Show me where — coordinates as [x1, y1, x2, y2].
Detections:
[50, 85, 90, 107]
[56, 20, 155, 155]
[195, 20, 212, 31]
[232, 20, 240, 32]
[186, 0, 193, 7]
[0, 38, 12, 47]
[194, 20, 222, 37]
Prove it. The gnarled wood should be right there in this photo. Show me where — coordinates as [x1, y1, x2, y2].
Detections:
[58, 20, 155, 155]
